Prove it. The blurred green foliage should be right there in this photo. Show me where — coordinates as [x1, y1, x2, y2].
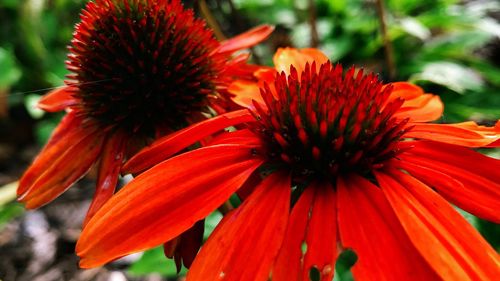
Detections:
[0, 0, 499, 280]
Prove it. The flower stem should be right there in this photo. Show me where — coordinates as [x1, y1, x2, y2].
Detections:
[308, 0, 319, 48]
[375, 0, 396, 80]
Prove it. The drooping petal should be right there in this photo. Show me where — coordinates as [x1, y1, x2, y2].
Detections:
[302, 182, 337, 281]
[18, 111, 85, 195]
[216, 25, 274, 54]
[19, 129, 105, 209]
[122, 109, 256, 174]
[337, 175, 439, 281]
[83, 130, 127, 226]
[272, 186, 315, 281]
[273, 48, 328, 75]
[395, 141, 500, 222]
[404, 122, 500, 147]
[376, 170, 500, 280]
[77, 144, 264, 268]
[37, 86, 78, 112]
[187, 171, 291, 281]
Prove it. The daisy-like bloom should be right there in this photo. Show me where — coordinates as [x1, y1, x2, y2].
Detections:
[18, 0, 272, 222]
[77, 48, 500, 280]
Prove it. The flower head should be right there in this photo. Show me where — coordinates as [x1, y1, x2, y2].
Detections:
[77, 48, 500, 280]
[18, 0, 272, 223]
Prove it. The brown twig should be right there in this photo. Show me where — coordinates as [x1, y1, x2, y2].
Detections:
[198, 0, 226, 40]
[308, 0, 319, 48]
[375, 0, 396, 80]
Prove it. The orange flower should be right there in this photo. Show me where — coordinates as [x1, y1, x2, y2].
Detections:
[18, 0, 272, 225]
[77, 48, 500, 280]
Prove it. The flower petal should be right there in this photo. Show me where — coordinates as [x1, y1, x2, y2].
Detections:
[37, 86, 77, 112]
[77, 144, 264, 268]
[404, 122, 500, 147]
[19, 129, 105, 209]
[395, 94, 443, 122]
[376, 170, 500, 280]
[337, 175, 439, 281]
[122, 109, 255, 174]
[187, 171, 291, 281]
[83, 130, 127, 226]
[273, 48, 328, 75]
[302, 182, 337, 281]
[216, 25, 274, 54]
[228, 80, 265, 109]
[396, 141, 500, 222]
[272, 186, 315, 281]
[18, 111, 84, 195]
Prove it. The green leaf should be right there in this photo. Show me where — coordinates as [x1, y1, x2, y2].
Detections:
[0, 47, 22, 89]
[0, 202, 24, 230]
[129, 246, 186, 277]
[410, 62, 483, 94]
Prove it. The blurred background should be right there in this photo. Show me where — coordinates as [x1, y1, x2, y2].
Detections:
[0, 0, 499, 280]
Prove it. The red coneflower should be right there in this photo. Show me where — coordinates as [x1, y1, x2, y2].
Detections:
[18, 0, 272, 221]
[76, 48, 500, 280]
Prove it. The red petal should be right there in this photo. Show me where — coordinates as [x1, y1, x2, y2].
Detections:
[405, 122, 500, 147]
[302, 182, 337, 281]
[19, 130, 105, 209]
[18, 111, 84, 195]
[272, 186, 315, 281]
[337, 175, 439, 280]
[37, 86, 77, 112]
[397, 145, 500, 223]
[376, 170, 500, 280]
[83, 130, 127, 226]
[216, 25, 274, 54]
[122, 109, 255, 174]
[77, 144, 264, 268]
[187, 171, 291, 281]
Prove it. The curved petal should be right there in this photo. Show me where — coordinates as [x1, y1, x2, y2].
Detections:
[228, 80, 265, 109]
[395, 94, 443, 122]
[216, 25, 274, 54]
[404, 122, 500, 147]
[302, 182, 337, 281]
[376, 170, 500, 280]
[396, 141, 500, 222]
[18, 111, 84, 195]
[187, 171, 291, 281]
[77, 144, 264, 268]
[122, 109, 256, 174]
[273, 48, 328, 75]
[19, 129, 105, 209]
[272, 186, 315, 281]
[83, 130, 127, 226]
[337, 175, 439, 281]
[37, 86, 78, 112]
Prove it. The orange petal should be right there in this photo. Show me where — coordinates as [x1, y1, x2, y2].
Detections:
[37, 86, 77, 112]
[83, 130, 127, 226]
[187, 171, 291, 281]
[228, 80, 265, 109]
[337, 175, 439, 280]
[216, 25, 274, 54]
[376, 170, 500, 280]
[122, 109, 256, 174]
[387, 82, 424, 102]
[404, 122, 500, 147]
[272, 186, 315, 281]
[394, 94, 443, 122]
[19, 129, 105, 209]
[77, 144, 264, 268]
[397, 143, 500, 223]
[273, 48, 328, 75]
[18, 111, 84, 195]
[302, 182, 337, 281]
